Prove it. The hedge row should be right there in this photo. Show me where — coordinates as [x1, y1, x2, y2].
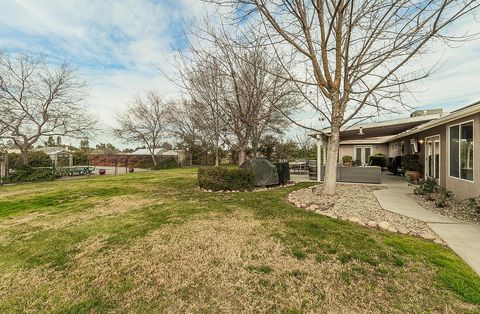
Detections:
[198, 167, 255, 191]
[8, 165, 57, 183]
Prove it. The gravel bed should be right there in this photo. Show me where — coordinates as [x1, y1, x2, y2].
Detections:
[410, 193, 480, 225]
[288, 184, 441, 242]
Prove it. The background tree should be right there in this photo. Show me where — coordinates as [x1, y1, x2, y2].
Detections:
[209, 0, 479, 194]
[44, 136, 56, 147]
[95, 143, 119, 154]
[0, 52, 96, 164]
[176, 28, 299, 165]
[114, 91, 169, 166]
[79, 138, 90, 151]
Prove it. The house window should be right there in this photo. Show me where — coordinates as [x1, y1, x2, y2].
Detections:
[354, 145, 372, 165]
[449, 122, 474, 181]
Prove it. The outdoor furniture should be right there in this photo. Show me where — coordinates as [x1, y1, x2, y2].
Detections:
[308, 165, 382, 184]
[290, 161, 307, 174]
[99, 169, 106, 175]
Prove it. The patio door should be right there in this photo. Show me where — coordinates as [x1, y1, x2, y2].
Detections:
[425, 136, 440, 182]
[354, 145, 372, 166]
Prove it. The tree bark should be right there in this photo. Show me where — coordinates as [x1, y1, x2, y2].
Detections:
[20, 151, 29, 165]
[323, 101, 343, 195]
[150, 153, 157, 166]
[214, 135, 219, 167]
[238, 148, 247, 166]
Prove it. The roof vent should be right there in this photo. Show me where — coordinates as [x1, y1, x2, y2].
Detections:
[410, 109, 443, 117]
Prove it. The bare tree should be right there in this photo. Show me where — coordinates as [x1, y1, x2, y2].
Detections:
[114, 91, 169, 166]
[207, 0, 479, 194]
[295, 132, 314, 158]
[175, 28, 299, 165]
[175, 56, 227, 166]
[0, 52, 96, 164]
[168, 100, 208, 166]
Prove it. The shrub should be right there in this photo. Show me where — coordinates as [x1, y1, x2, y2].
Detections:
[468, 197, 480, 215]
[435, 187, 453, 208]
[8, 151, 52, 169]
[353, 159, 362, 167]
[369, 154, 386, 167]
[198, 167, 254, 191]
[414, 178, 438, 195]
[9, 165, 57, 183]
[152, 157, 178, 170]
[342, 155, 353, 166]
[415, 178, 453, 208]
[401, 154, 422, 172]
[73, 150, 89, 165]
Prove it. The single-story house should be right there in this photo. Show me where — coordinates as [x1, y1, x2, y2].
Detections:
[130, 148, 187, 165]
[6, 147, 73, 167]
[35, 147, 74, 167]
[312, 101, 479, 199]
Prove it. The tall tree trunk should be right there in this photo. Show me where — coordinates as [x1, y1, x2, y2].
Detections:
[238, 147, 247, 166]
[214, 135, 219, 167]
[150, 153, 157, 166]
[20, 147, 29, 165]
[323, 103, 343, 195]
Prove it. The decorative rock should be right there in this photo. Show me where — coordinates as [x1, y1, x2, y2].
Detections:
[367, 221, 378, 228]
[387, 227, 398, 233]
[357, 221, 366, 226]
[348, 217, 360, 223]
[378, 221, 390, 231]
[396, 226, 408, 234]
[434, 238, 444, 244]
[308, 205, 317, 211]
[420, 232, 436, 240]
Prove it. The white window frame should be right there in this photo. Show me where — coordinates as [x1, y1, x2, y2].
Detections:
[447, 120, 475, 183]
[424, 135, 441, 185]
[354, 145, 373, 165]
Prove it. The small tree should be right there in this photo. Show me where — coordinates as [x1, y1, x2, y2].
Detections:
[114, 91, 169, 166]
[0, 52, 96, 164]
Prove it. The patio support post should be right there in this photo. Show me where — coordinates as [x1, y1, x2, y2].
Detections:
[69, 154, 73, 167]
[316, 134, 323, 182]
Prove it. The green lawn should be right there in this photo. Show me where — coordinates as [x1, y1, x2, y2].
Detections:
[0, 168, 479, 312]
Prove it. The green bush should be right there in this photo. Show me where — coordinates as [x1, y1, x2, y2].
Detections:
[468, 197, 480, 215]
[198, 167, 255, 191]
[401, 154, 423, 172]
[152, 157, 179, 170]
[435, 187, 453, 208]
[8, 151, 52, 169]
[415, 178, 453, 208]
[9, 165, 57, 183]
[342, 155, 353, 166]
[369, 154, 386, 167]
[414, 177, 438, 195]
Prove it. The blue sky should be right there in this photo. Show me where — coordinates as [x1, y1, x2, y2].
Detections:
[1, 0, 479, 147]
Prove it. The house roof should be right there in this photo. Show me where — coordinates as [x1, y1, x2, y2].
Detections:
[309, 113, 443, 140]
[35, 147, 72, 155]
[340, 136, 396, 145]
[389, 101, 480, 141]
[130, 148, 166, 156]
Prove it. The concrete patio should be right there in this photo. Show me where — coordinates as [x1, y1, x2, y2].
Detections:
[375, 174, 480, 276]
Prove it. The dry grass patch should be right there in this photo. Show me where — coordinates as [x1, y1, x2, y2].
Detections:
[1, 211, 475, 313]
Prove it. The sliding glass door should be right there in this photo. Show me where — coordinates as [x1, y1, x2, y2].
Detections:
[425, 136, 440, 182]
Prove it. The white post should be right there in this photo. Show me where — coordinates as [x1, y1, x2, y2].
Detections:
[316, 134, 322, 182]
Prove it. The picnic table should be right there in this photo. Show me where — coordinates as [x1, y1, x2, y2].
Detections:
[289, 161, 307, 174]
[60, 166, 96, 176]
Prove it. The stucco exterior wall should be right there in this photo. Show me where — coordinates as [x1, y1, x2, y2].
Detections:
[391, 113, 480, 199]
[444, 113, 480, 199]
[393, 125, 447, 186]
[338, 144, 389, 164]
